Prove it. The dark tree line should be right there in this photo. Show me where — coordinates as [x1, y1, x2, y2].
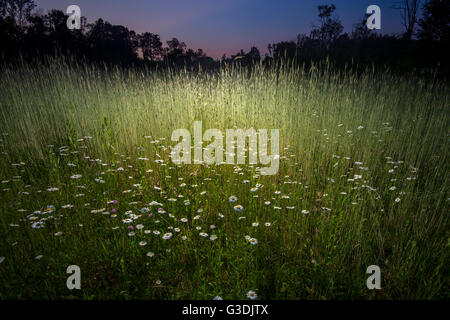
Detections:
[258, 2, 449, 77]
[0, 0, 449, 76]
[0, 0, 216, 68]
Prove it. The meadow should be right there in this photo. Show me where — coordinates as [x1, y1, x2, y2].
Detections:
[0, 59, 448, 299]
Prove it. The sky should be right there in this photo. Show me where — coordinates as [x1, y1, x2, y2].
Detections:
[35, 0, 410, 59]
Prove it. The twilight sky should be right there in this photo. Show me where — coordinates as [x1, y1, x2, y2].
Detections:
[35, 0, 410, 59]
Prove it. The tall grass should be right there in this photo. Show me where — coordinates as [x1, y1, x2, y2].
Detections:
[0, 58, 448, 299]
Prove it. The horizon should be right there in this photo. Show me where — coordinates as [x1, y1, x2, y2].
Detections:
[35, 0, 410, 59]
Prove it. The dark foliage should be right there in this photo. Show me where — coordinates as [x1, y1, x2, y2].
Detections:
[0, 1, 449, 77]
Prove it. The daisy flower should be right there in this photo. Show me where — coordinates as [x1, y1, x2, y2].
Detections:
[233, 205, 244, 212]
[247, 290, 257, 300]
[162, 232, 173, 240]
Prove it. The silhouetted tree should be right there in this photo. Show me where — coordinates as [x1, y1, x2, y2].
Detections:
[418, 0, 450, 41]
[138, 32, 163, 61]
[1, 0, 35, 28]
[310, 4, 343, 47]
[392, 0, 421, 40]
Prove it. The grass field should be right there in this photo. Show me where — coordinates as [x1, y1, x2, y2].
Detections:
[0, 59, 448, 299]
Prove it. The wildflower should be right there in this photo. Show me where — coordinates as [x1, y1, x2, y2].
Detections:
[162, 232, 173, 240]
[228, 196, 238, 202]
[146, 252, 154, 257]
[233, 205, 244, 213]
[264, 222, 271, 227]
[302, 210, 309, 215]
[47, 187, 59, 192]
[247, 290, 257, 300]
[199, 232, 209, 237]
[34, 255, 44, 260]
[213, 296, 223, 300]
[128, 232, 135, 236]
[390, 186, 397, 191]
[70, 174, 82, 179]
[139, 207, 150, 214]
[54, 231, 63, 237]
[136, 224, 144, 230]
[155, 280, 161, 285]
[395, 197, 401, 203]
[249, 238, 258, 245]
[252, 222, 259, 227]
[61, 204, 73, 209]
[210, 235, 218, 241]
[139, 241, 147, 246]
[122, 218, 132, 224]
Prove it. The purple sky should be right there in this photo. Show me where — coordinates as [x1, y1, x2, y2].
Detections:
[35, 0, 409, 58]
